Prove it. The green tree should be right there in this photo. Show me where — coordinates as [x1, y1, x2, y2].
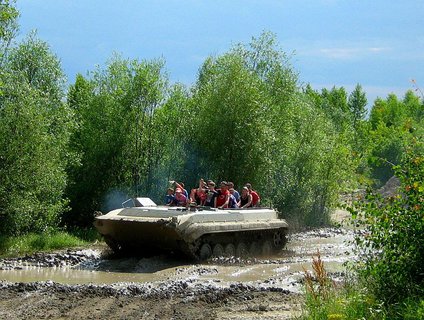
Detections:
[0, 34, 73, 235]
[352, 144, 424, 306]
[267, 95, 353, 226]
[190, 32, 350, 227]
[190, 52, 266, 185]
[66, 55, 169, 225]
[188, 32, 300, 190]
[403, 89, 424, 125]
[0, 0, 19, 67]
[347, 84, 370, 181]
[150, 83, 191, 190]
[367, 91, 423, 185]
[348, 84, 367, 133]
[7, 31, 66, 100]
[320, 86, 351, 133]
[369, 94, 406, 129]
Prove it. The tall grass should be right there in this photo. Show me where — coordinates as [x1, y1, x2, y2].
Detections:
[302, 251, 341, 319]
[0, 228, 101, 257]
[301, 252, 424, 320]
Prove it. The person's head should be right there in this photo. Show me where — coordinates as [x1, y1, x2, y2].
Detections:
[220, 181, 228, 190]
[228, 182, 234, 188]
[201, 179, 208, 190]
[167, 188, 174, 195]
[245, 183, 252, 191]
[242, 186, 249, 196]
[175, 187, 183, 198]
[179, 182, 185, 189]
[207, 181, 215, 190]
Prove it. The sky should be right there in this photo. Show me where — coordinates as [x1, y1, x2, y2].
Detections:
[15, 0, 424, 105]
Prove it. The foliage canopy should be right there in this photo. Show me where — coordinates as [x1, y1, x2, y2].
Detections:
[0, 2, 423, 239]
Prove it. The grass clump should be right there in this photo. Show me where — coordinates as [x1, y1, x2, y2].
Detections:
[301, 252, 385, 320]
[0, 228, 100, 257]
[302, 251, 336, 318]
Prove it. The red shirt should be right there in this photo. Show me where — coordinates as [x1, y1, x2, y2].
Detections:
[197, 189, 207, 201]
[173, 193, 187, 206]
[215, 189, 229, 208]
[250, 190, 260, 206]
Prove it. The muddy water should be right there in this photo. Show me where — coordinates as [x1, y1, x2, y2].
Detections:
[0, 228, 355, 291]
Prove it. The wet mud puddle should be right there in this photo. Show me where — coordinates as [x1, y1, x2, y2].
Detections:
[0, 228, 355, 292]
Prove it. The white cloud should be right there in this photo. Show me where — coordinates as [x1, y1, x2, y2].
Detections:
[316, 46, 390, 59]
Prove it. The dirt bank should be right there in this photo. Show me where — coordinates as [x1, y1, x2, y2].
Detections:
[0, 280, 301, 320]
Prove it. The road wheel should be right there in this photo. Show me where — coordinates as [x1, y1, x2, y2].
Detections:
[212, 244, 225, 257]
[261, 240, 272, 256]
[199, 243, 212, 260]
[273, 230, 286, 249]
[249, 241, 260, 256]
[224, 243, 236, 257]
[236, 242, 249, 258]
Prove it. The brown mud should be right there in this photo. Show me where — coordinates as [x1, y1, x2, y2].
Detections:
[0, 227, 355, 319]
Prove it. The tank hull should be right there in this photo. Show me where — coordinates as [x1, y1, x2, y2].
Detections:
[95, 219, 183, 254]
[94, 200, 289, 259]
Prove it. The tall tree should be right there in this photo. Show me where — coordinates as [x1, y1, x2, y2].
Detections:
[267, 93, 353, 226]
[347, 84, 369, 176]
[321, 86, 351, 133]
[150, 83, 190, 184]
[190, 52, 265, 185]
[367, 91, 423, 185]
[0, 33, 73, 235]
[189, 32, 351, 226]
[348, 84, 367, 131]
[7, 31, 66, 100]
[0, 0, 19, 67]
[66, 55, 169, 225]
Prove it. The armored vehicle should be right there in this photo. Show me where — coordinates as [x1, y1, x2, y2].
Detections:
[94, 198, 288, 260]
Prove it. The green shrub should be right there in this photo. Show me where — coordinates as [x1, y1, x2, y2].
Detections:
[401, 298, 424, 320]
[302, 145, 423, 320]
[301, 253, 380, 320]
[351, 147, 424, 305]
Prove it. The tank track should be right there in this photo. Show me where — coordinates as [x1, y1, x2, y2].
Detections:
[186, 228, 288, 260]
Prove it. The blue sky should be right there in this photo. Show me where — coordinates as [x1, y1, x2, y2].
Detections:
[16, 0, 424, 105]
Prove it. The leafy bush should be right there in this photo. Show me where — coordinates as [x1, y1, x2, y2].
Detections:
[303, 143, 423, 320]
[400, 298, 424, 320]
[352, 145, 424, 305]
